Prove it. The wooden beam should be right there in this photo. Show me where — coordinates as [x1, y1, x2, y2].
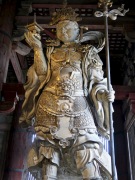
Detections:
[12, 41, 31, 56]
[32, 4, 98, 9]
[17, 54, 28, 69]
[15, 15, 135, 32]
[10, 51, 25, 83]
[113, 85, 135, 100]
[0, 48, 10, 89]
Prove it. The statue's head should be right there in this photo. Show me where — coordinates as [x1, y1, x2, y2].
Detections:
[56, 20, 79, 43]
[49, 1, 81, 43]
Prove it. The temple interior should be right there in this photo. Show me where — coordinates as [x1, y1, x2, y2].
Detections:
[0, 0, 135, 180]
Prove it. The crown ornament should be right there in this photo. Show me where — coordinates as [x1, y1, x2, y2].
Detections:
[49, 0, 82, 25]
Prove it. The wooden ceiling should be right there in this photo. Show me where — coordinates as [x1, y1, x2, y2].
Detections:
[7, 0, 135, 85]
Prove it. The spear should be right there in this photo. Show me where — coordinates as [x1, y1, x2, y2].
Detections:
[94, 1, 129, 180]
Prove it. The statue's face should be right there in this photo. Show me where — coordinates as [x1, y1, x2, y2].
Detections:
[56, 20, 79, 43]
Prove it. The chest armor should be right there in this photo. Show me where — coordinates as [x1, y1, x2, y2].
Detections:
[44, 48, 84, 96]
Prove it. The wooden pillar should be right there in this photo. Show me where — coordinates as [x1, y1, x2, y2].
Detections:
[0, 114, 13, 180]
[0, 1, 18, 178]
[3, 101, 34, 180]
[0, 83, 24, 179]
[0, 0, 17, 90]
[113, 101, 128, 180]
[1, 83, 34, 180]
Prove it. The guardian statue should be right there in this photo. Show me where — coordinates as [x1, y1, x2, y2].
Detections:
[19, 3, 115, 180]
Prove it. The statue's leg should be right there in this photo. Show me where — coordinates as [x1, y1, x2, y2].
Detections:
[74, 148, 102, 180]
[38, 143, 60, 180]
[42, 159, 58, 180]
[81, 160, 102, 180]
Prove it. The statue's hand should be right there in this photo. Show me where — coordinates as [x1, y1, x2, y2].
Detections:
[97, 89, 115, 102]
[24, 31, 42, 49]
[46, 46, 54, 60]
[104, 90, 115, 102]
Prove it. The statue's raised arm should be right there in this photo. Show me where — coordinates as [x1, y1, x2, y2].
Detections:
[19, 22, 48, 126]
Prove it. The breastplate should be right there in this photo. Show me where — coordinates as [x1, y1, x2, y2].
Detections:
[44, 48, 84, 96]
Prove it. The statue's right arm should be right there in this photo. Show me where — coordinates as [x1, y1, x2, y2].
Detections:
[19, 31, 48, 127]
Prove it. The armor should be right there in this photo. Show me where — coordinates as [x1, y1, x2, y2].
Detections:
[35, 47, 97, 147]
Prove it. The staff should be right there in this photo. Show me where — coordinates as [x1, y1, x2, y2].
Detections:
[95, 1, 129, 180]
